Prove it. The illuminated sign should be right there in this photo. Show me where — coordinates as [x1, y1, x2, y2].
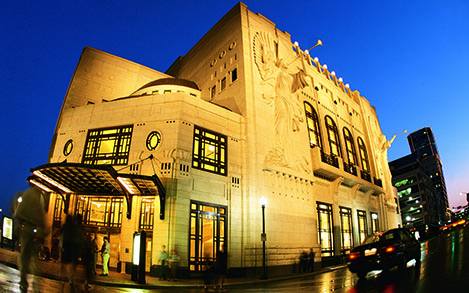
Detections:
[3, 216, 13, 240]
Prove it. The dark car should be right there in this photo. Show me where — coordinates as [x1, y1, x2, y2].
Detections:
[348, 228, 421, 278]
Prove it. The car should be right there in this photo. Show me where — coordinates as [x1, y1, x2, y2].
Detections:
[348, 228, 421, 279]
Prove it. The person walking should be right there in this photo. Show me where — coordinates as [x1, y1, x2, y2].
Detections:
[299, 250, 308, 273]
[158, 245, 169, 280]
[58, 214, 84, 290]
[216, 244, 228, 290]
[82, 233, 94, 290]
[168, 248, 180, 281]
[100, 236, 110, 276]
[92, 234, 99, 274]
[308, 248, 315, 272]
[12, 187, 49, 292]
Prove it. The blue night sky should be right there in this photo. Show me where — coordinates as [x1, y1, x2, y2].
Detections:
[1, 1, 468, 215]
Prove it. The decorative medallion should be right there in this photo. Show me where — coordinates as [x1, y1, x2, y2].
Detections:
[146, 131, 162, 151]
[63, 139, 73, 156]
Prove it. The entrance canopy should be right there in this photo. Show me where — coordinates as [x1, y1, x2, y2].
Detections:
[28, 162, 166, 219]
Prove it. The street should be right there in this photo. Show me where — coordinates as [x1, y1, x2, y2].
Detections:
[1, 225, 468, 292]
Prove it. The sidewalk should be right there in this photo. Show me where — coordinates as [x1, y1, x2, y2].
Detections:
[0, 247, 347, 289]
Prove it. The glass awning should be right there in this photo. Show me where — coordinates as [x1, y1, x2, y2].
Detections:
[28, 162, 166, 219]
[29, 162, 165, 196]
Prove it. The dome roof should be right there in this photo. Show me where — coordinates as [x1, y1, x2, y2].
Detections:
[136, 78, 200, 92]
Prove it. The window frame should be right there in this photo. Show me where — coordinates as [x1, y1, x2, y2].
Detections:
[82, 125, 133, 166]
[139, 197, 155, 230]
[325, 116, 342, 158]
[343, 127, 357, 165]
[192, 125, 227, 176]
[317, 202, 335, 257]
[357, 210, 368, 244]
[339, 207, 353, 254]
[357, 137, 370, 172]
[304, 102, 322, 149]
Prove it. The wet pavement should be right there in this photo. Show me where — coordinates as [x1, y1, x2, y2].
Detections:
[0, 247, 346, 292]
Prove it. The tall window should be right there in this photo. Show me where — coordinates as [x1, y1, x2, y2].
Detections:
[192, 126, 227, 176]
[357, 210, 368, 244]
[343, 127, 357, 165]
[340, 207, 353, 254]
[83, 125, 133, 165]
[325, 116, 342, 158]
[189, 201, 227, 271]
[357, 137, 370, 172]
[317, 202, 334, 257]
[78, 197, 124, 228]
[304, 102, 322, 148]
[139, 197, 155, 230]
[53, 196, 64, 226]
[371, 212, 379, 234]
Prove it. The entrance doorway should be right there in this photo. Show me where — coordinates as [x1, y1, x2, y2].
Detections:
[189, 201, 227, 271]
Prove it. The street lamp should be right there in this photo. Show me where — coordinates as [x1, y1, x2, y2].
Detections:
[259, 196, 268, 280]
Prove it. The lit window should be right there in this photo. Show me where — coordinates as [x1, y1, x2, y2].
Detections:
[357, 137, 370, 172]
[83, 125, 133, 165]
[340, 207, 353, 253]
[325, 116, 342, 158]
[139, 197, 154, 230]
[343, 127, 357, 165]
[304, 102, 322, 148]
[146, 131, 161, 151]
[63, 139, 74, 156]
[317, 202, 334, 257]
[357, 210, 368, 244]
[192, 126, 227, 176]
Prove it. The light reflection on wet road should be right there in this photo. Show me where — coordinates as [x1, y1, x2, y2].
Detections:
[1, 226, 468, 292]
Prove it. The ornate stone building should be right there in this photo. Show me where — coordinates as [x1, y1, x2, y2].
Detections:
[29, 3, 400, 277]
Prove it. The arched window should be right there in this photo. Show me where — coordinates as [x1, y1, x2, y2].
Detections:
[343, 127, 357, 165]
[357, 137, 370, 172]
[325, 116, 342, 158]
[304, 102, 322, 148]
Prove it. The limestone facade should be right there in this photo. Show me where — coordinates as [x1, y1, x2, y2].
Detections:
[39, 3, 400, 277]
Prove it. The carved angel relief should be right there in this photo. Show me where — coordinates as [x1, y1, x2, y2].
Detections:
[253, 32, 311, 173]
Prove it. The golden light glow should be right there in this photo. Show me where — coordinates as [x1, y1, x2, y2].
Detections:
[29, 179, 53, 193]
[117, 177, 139, 195]
[32, 170, 72, 193]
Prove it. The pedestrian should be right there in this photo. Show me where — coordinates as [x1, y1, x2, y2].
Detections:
[82, 233, 94, 290]
[168, 248, 180, 281]
[216, 244, 228, 290]
[100, 236, 110, 276]
[202, 252, 215, 291]
[308, 248, 315, 272]
[299, 250, 308, 273]
[58, 214, 84, 290]
[12, 187, 49, 292]
[158, 245, 169, 280]
[92, 234, 98, 274]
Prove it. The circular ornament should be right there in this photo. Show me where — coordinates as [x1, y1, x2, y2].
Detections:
[146, 131, 161, 151]
[63, 139, 73, 156]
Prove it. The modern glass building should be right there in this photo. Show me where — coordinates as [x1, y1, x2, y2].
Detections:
[407, 127, 449, 222]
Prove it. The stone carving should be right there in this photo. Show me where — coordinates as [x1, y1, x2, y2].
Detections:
[253, 32, 311, 172]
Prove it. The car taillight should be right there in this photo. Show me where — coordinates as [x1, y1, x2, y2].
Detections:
[349, 252, 360, 260]
[385, 246, 395, 253]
